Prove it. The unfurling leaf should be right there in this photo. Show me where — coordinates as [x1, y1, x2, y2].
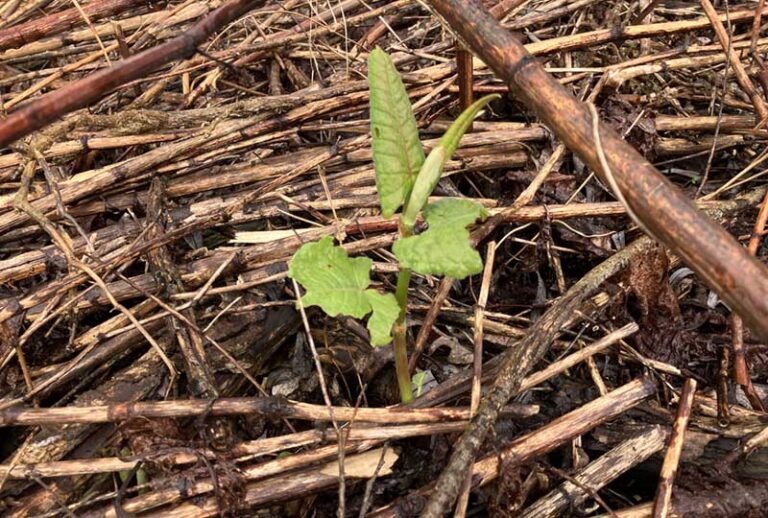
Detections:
[393, 199, 488, 279]
[400, 94, 500, 228]
[288, 236, 400, 345]
[440, 93, 501, 159]
[368, 47, 425, 218]
[400, 147, 445, 229]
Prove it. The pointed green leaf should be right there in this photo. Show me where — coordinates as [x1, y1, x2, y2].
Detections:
[368, 47, 425, 218]
[440, 94, 500, 160]
[393, 199, 488, 279]
[412, 370, 427, 397]
[288, 236, 399, 345]
[364, 290, 400, 346]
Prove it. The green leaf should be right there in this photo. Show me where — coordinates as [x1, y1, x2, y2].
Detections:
[440, 94, 500, 159]
[393, 199, 488, 279]
[364, 290, 401, 346]
[400, 146, 445, 229]
[400, 94, 500, 229]
[289, 236, 373, 318]
[412, 370, 427, 397]
[368, 47, 425, 218]
[288, 236, 400, 345]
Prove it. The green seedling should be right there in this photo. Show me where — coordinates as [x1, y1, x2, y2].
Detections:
[412, 370, 428, 398]
[289, 47, 498, 403]
[118, 447, 149, 494]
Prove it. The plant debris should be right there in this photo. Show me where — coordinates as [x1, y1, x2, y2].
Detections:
[1, 0, 768, 516]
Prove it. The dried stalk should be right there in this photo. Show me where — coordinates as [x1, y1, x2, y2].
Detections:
[0, 396, 539, 427]
[521, 426, 669, 518]
[0, 0, 145, 52]
[372, 378, 656, 517]
[652, 378, 697, 518]
[699, 0, 768, 121]
[0, 0, 262, 147]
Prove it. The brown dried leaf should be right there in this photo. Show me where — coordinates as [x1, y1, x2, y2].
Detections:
[623, 243, 680, 325]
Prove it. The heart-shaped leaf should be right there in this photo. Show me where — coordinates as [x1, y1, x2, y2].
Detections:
[394, 199, 488, 279]
[288, 236, 400, 345]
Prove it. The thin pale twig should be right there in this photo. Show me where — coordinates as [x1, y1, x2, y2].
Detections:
[292, 278, 347, 517]
[454, 241, 495, 518]
[652, 378, 697, 518]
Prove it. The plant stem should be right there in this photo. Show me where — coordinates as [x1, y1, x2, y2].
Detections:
[393, 267, 414, 403]
[395, 266, 411, 309]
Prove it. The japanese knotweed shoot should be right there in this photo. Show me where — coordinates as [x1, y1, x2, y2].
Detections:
[288, 47, 499, 402]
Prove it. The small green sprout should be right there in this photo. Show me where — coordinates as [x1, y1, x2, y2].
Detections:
[118, 447, 149, 494]
[289, 47, 498, 403]
[412, 370, 428, 398]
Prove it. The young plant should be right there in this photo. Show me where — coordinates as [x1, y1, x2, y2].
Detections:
[288, 48, 499, 403]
